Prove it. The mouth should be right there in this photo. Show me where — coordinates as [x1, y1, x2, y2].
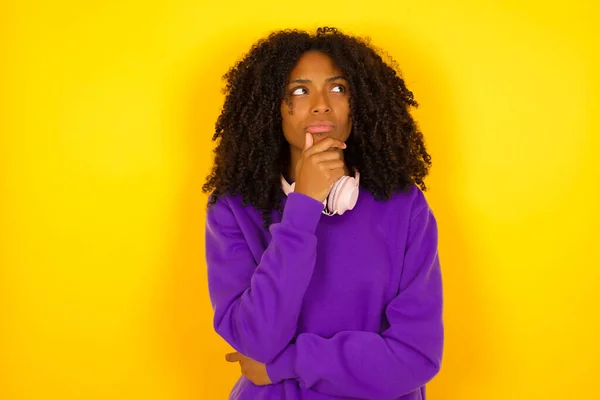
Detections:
[306, 121, 335, 134]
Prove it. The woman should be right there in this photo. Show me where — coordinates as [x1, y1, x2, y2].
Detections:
[203, 26, 443, 400]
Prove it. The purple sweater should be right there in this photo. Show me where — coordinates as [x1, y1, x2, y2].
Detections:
[205, 183, 444, 400]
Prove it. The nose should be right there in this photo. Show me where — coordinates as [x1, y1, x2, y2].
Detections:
[311, 90, 330, 114]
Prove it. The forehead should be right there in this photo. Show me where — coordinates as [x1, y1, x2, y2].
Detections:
[288, 51, 343, 78]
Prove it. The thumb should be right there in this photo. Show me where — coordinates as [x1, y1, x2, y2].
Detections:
[225, 352, 242, 362]
[303, 132, 314, 151]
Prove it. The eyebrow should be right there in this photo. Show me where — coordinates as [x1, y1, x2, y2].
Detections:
[288, 75, 347, 84]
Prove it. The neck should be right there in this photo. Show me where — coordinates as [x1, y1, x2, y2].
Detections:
[287, 147, 351, 182]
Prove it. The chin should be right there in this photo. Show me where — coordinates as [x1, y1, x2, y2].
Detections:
[313, 132, 333, 141]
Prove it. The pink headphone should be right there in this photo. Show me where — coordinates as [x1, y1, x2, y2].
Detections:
[280, 170, 360, 216]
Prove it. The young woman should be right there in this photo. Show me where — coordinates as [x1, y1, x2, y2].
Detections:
[203, 26, 444, 400]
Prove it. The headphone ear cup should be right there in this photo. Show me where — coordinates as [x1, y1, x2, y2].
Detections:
[326, 177, 344, 213]
[327, 176, 359, 215]
[339, 181, 359, 214]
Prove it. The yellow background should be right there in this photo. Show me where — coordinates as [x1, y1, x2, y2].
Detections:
[1, 1, 599, 399]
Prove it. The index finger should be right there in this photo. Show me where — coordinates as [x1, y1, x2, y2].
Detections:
[302, 137, 346, 157]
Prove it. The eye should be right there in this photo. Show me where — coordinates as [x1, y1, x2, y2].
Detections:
[331, 84, 347, 93]
[291, 87, 308, 96]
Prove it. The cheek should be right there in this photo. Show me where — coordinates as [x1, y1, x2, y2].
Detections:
[343, 119, 352, 141]
[280, 102, 305, 146]
[336, 102, 352, 130]
[332, 97, 350, 116]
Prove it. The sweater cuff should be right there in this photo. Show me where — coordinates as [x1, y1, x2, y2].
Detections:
[266, 344, 298, 384]
[281, 192, 324, 233]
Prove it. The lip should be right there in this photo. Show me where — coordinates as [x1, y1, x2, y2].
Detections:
[306, 120, 335, 134]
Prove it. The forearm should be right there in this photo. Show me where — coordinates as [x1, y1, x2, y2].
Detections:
[207, 192, 325, 363]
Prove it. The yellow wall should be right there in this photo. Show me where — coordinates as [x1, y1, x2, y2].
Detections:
[1, 1, 598, 399]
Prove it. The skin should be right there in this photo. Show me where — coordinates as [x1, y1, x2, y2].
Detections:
[282, 50, 352, 185]
[225, 52, 356, 384]
[225, 351, 271, 386]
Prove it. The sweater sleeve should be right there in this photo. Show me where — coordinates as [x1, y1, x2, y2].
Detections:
[205, 192, 325, 364]
[265, 204, 444, 399]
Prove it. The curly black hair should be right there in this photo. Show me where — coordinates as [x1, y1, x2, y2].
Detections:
[203, 26, 432, 227]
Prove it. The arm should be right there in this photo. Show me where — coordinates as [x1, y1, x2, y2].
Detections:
[205, 192, 324, 364]
[266, 205, 444, 399]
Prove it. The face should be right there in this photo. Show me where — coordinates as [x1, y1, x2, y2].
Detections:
[281, 51, 352, 152]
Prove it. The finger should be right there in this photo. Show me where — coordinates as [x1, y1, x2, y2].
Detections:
[303, 132, 314, 151]
[225, 352, 242, 362]
[310, 148, 343, 163]
[331, 167, 346, 181]
[319, 159, 346, 170]
[304, 137, 346, 155]
[303, 137, 346, 158]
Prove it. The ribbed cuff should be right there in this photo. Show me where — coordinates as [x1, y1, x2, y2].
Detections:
[281, 192, 324, 233]
[266, 344, 298, 384]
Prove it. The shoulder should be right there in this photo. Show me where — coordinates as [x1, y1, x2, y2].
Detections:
[351, 183, 433, 244]
[206, 192, 259, 215]
[205, 192, 250, 227]
[361, 182, 430, 221]
[205, 192, 270, 235]
[393, 182, 430, 215]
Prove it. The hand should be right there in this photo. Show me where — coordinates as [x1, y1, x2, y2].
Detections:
[294, 133, 347, 203]
[225, 352, 272, 386]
